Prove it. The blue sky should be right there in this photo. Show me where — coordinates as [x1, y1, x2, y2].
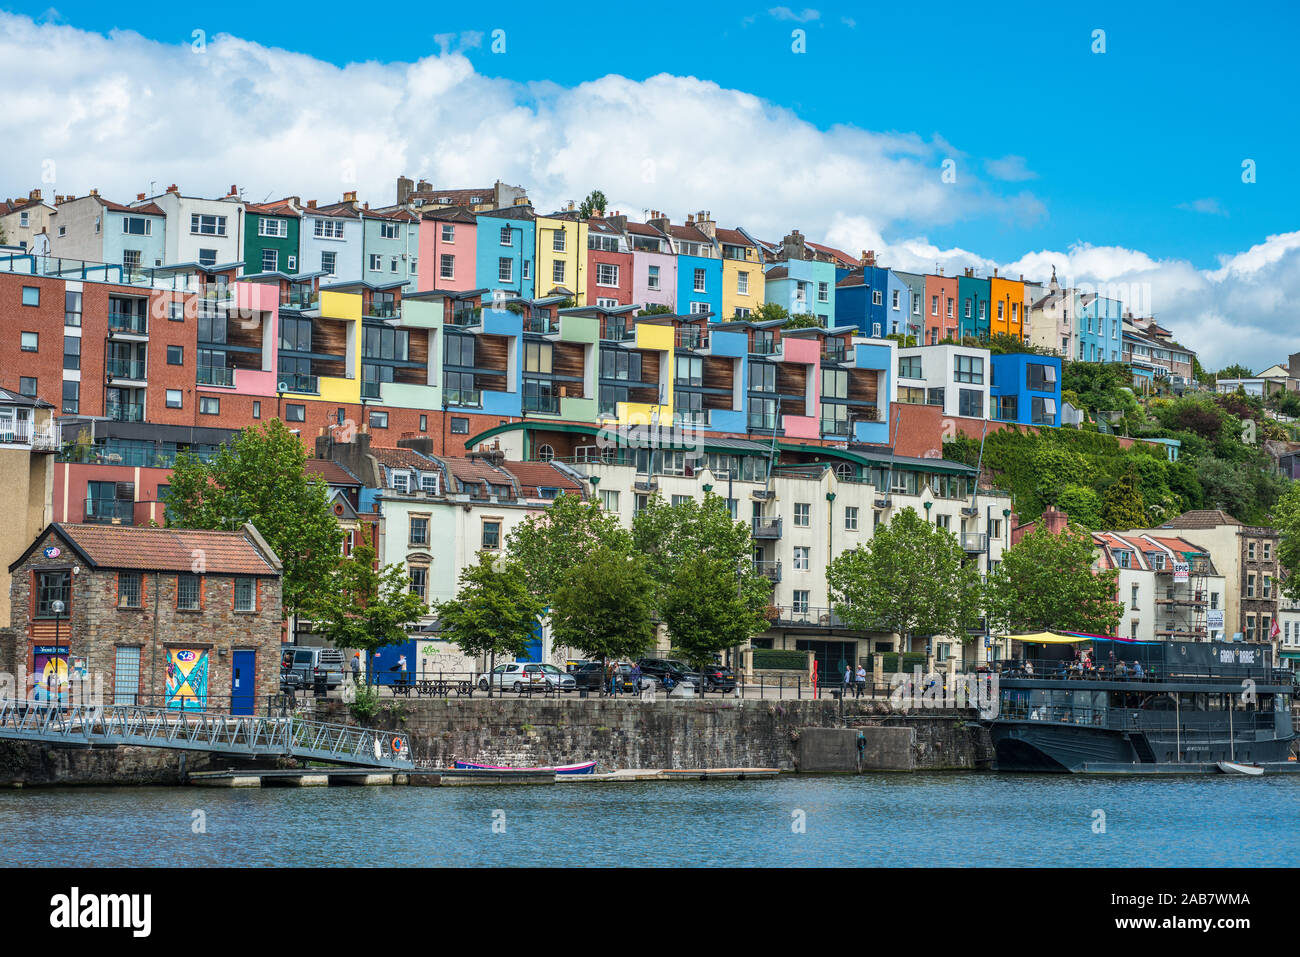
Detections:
[11, 0, 1297, 268]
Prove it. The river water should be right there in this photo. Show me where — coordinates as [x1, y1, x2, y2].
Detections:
[4, 773, 1298, 867]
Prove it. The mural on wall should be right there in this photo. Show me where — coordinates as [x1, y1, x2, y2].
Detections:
[165, 648, 209, 711]
[32, 645, 68, 704]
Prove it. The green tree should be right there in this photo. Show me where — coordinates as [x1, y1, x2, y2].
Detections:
[826, 508, 983, 654]
[636, 304, 673, 317]
[1274, 482, 1300, 602]
[748, 302, 789, 324]
[578, 189, 608, 219]
[632, 493, 771, 664]
[313, 543, 428, 674]
[550, 545, 656, 667]
[984, 526, 1121, 635]
[1056, 484, 1104, 528]
[434, 553, 545, 690]
[1218, 363, 1254, 380]
[785, 313, 822, 329]
[162, 419, 341, 619]
[505, 492, 631, 607]
[1100, 467, 1147, 529]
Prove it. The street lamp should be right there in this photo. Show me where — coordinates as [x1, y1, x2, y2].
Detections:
[49, 599, 65, 711]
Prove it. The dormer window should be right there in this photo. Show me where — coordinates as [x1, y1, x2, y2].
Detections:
[1117, 551, 1131, 569]
[392, 471, 410, 493]
[420, 473, 439, 494]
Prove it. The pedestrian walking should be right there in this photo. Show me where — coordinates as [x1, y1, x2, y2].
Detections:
[855, 663, 867, 698]
[842, 664, 852, 698]
[350, 653, 361, 686]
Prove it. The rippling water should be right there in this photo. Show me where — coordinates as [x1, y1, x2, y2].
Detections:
[3, 773, 1298, 867]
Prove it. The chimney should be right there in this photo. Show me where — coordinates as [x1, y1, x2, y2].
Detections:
[993, 267, 999, 278]
[229, 184, 238, 197]
[307, 199, 317, 209]
[137, 192, 146, 201]
[166, 184, 179, 194]
[397, 435, 434, 455]
[89, 188, 98, 197]
[607, 213, 628, 232]
[694, 210, 715, 240]
[29, 189, 41, 202]
[1019, 274, 1024, 282]
[1043, 506, 1068, 535]
[782, 229, 807, 261]
[363, 202, 369, 210]
[648, 211, 670, 233]
[964, 267, 974, 278]
[686, 213, 695, 224]
[397, 175, 414, 205]
[343, 190, 357, 204]
[417, 179, 431, 192]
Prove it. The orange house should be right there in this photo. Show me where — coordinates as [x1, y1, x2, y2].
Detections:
[989, 272, 1026, 340]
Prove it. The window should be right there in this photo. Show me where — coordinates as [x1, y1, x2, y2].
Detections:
[441, 224, 455, 243]
[380, 222, 400, 240]
[21, 331, 37, 352]
[123, 250, 141, 273]
[64, 291, 81, 326]
[931, 295, 938, 316]
[954, 354, 983, 384]
[1027, 362, 1058, 391]
[409, 566, 428, 602]
[285, 404, 306, 422]
[177, 574, 200, 610]
[946, 297, 954, 318]
[1264, 541, 1272, 561]
[62, 380, 79, 414]
[524, 341, 553, 374]
[1131, 585, 1140, 611]
[694, 268, 706, 293]
[647, 265, 660, 290]
[391, 257, 400, 274]
[671, 495, 692, 508]
[1118, 551, 1131, 569]
[166, 389, 183, 409]
[1031, 396, 1057, 425]
[845, 507, 858, 531]
[199, 396, 219, 415]
[552, 230, 566, 252]
[234, 578, 255, 612]
[440, 254, 455, 280]
[167, 345, 183, 365]
[818, 281, 829, 303]
[898, 355, 922, 379]
[252, 401, 261, 419]
[601, 489, 620, 512]
[597, 263, 619, 287]
[62, 335, 80, 371]
[198, 248, 217, 267]
[793, 590, 810, 615]
[499, 226, 513, 247]
[522, 260, 530, 280]
[1248, 542, 1257, 560]
[190, 213, 227, 236]
[958, 389, 982, 417]
[114, 647, 140, 706]
[320, 251, 337, 275]
[793, 546, 810, 571]
[794, 503, 810, 527]
[369, 254, 383, 271]
[419, 415, 427, 432]
[118, 572, 142, 608]
[498, 257, 513, 283]
[1264, 576, 1273, 599]
[410, 516, 430, 546]
[258, 218, 287, 238]
[997, 302, 1004, 320]
[314, 219, 344, 239]
[1247, 574, 1256, 598]
[36, 570, 70, 618]
[369, 410, 389, 429]
[536, 445, 555, 462]
[553, 260, 566, 284]
[451, 417, 469, 434]
[737, 271, 749, 295]
[261, 249, 278, 272]
[481, 520, 501, 550]
[18, 377, 36, 397]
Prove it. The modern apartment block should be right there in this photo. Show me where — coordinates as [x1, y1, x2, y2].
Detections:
[895, 343, 990, 419]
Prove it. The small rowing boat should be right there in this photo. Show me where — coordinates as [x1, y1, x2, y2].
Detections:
[1217, 761, 1264, 776]
[454, 760, 597, 775]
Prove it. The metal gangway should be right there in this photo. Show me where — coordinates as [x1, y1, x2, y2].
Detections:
[0, 698, 413, 770]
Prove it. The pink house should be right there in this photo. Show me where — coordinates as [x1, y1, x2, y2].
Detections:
[777, 334, 821, 439]
[620, 220, 677, 311]
[419, 208, 478, 292]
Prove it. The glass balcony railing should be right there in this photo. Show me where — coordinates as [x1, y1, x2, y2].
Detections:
[524, 315, 559, 334]
[748, 412, 778, 431]
[448, 307, 482, 327]
[282, 288, 318, 310]
[445, 388, 482, 408]
[675, 328, 709, 351]
[84, 498, 134, 525]
[107, 402, 144, 423]
[105, 358, 146, 379]
[198, 365, 235, 387]
[522, 393, 560, 414]
[361, 380, 382, 399]
[366, 302, 398, 319]
[107, 312, 148, 335]
[278, 373, 319, 394]
[823, 344, 848, 363]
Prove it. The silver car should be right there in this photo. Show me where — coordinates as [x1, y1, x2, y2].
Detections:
[478, 662, 576, 692]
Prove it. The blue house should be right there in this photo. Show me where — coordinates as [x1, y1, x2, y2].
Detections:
[476, 207, 536, 301]
[701, 321, 749, 434]
[834, 262, 904, 337]
[764, 257, 837, 326]
[990, 353, 1061, 427]
[1077, 293, 1124, 363]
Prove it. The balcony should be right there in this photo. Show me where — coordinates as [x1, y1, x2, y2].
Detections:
[361, 380, 383, 400]
[822, 344, 847, 363]
[753, 560, 782, 583]
[524, 315, 559, 335]
[445, 388, 482, 409]
[675, 328, 709, 351]
[767, 604, 848, 629]
[84, 498, 134, 525]
[105, 357, 146, 380]
[107, 312, 148, 336]
[282, 288, 318, 311]
[366, 303, 398, 320]
[198, 365, 235, 387]
[747, 412, 779, 432]
[672, 409, 709, 428]
[278, 373, 319, 395]
[447, 306, 482, 327]
[0, 418, 58, 451]
[200, 284, 234, 302]
[752, 517, 783, 539]
[107, 402, 144, 423]
[961, 532, 988, 553]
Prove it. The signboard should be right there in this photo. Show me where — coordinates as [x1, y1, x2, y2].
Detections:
[165, 648, 209, 711]
[1207, 609, 1225, 630]
[33, 645, 68, 704]
[1172, 561, 1190, 583]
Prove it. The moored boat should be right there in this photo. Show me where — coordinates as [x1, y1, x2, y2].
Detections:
[1217, 761, 1264, 775]
[453, 760, 597, 775]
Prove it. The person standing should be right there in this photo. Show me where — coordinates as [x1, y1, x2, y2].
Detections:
[350, 652, 361, 686]
[855, 663, 867, 699]
[843, 664, 853, 697]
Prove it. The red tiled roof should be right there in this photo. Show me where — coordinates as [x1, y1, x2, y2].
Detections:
[371, 447, 439, 472]
[308, 201, 361, 219]
[305, 459, 361, 486]
[410, 187, 495, 206]
[665, 223, 710, 244]
[1165, 510, 1242, 528]
[101, 198, 165, 216]
[713, 227, 753, 246]
[366, 207, 419, 222]
[442, 456, 516, 494]
[504, 461, 583, 497]
[244, 198, 301, 217]
[806, 241, 858, 267]
[52, 524, 279, 576]
[625, 222, 665, 237]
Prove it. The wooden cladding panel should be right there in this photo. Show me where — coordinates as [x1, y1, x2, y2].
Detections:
[846, 368, 879, 405]
[776, 362, 807, 397]
[314, 317, 350, 357]
[703, 355, 735, 393]
[477, 334, 510, 374]
[226, 315, 264, 352]
[553, 342, 587, 392]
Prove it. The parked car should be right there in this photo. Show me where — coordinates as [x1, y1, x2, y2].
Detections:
[698, 663, 737, 693]
[477, 662, 576, 692]
[279, 670, 304, 693]
[571, 661, 648, 693]
[637, 658, 702, 690]
[283, 647, 345, 691]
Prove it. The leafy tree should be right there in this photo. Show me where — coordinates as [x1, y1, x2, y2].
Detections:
[785, 313, 822, 329]
[1100, 467, 1147, 529]
[984, 526, 1121, 635]
[162, 419, 341, 619]
[1273, 482, 1300, 602]
[505, 492, 631, 607]
[550, 545, 656, 667]
[632, 493, 770, 663]
[748, 302, 789, 324]
[885, 332, 918, 347]
[636, 303, 673, 317]
[1218, 363, 1254, 380]
[434, 553, 545, 689]
[1031, 444, 1088, 506]
[578, 189, 608, 219]
[826, 508, 983, 654]
[1056, 484, 1104, 528]
[313, 543, 428, 674]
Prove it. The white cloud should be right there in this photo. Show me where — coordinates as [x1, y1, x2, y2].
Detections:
[0, 12, 1293, 371]
[1177, 197, 1226, 216]
[985, 154, 1037, 182]
[767, 7, 821, 22]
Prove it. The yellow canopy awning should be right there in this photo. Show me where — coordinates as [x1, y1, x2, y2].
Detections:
[1003, 632, 1087, 644]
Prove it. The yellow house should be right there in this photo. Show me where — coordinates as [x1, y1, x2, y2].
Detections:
[535, 211, 589, 306]
[281, 289, 361, 403]
[716, 227, 766, 318]
[989, 273, 1026, 340]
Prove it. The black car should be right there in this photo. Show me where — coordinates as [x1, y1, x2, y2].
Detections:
[571, 661, 641, 693]
[697, 663, 737, 693]
[637, 658, 702, 690]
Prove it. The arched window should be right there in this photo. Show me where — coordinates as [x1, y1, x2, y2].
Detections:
[835, 462, 855, 481]
[537, 444, 555, 462]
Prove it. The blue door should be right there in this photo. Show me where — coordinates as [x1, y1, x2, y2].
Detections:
[231, 650, 255, 715]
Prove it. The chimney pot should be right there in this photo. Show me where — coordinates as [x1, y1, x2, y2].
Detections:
[89, 188, 98, 197]
[137, 192, 145, 201]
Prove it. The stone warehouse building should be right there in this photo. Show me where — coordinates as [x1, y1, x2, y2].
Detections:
[4, 522, 282, 713]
